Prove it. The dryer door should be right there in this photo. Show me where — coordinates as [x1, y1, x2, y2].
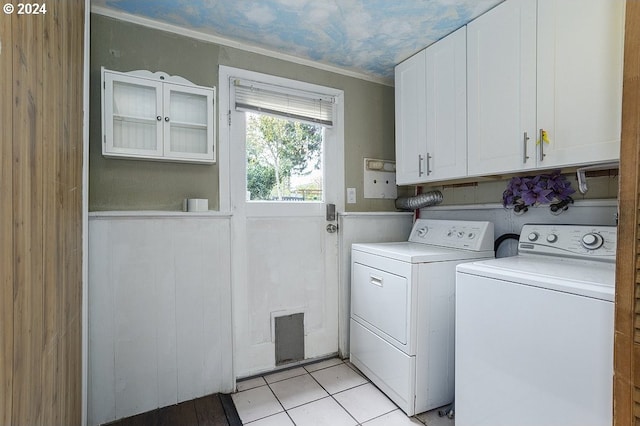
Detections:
[351, 260, 411, 348]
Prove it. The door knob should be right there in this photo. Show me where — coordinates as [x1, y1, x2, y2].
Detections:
[326, 224, 338, 233]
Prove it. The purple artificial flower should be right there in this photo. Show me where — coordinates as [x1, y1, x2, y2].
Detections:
[502, 170, 575, 210]
[521, 186, 554, 205]
[502, 190, 515, 207]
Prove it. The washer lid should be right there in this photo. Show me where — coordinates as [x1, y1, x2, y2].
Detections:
[352, 241, 495, 263]
[456, 255, 615, 301]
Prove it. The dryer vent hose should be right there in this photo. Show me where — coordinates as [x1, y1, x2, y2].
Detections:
[395, 190, 443, 211]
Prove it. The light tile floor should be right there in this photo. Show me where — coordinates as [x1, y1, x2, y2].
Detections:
[231, 358, 455, 426]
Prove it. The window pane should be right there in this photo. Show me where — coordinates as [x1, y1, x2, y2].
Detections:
[246, 112, 324, 202]
[113, 117, 157, 150]
[113, 81, 156, 119]
[170, 91, 207, 124]
[170, 125, 207, 154]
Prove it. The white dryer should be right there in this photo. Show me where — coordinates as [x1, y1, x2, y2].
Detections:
[455, 224, 617, 426]
[350, 219, 494, 416]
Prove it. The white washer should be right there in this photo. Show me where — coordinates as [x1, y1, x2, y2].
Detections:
[350, 219, 494, 416]
[455, 224, 616, 426]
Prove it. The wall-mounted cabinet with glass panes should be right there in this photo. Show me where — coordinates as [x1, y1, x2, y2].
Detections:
[101, 68, 216, 164]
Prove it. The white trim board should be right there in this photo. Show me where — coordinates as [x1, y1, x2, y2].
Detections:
[82, 1, 90, 425]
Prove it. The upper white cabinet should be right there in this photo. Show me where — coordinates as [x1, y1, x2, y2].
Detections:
[395, 27, 467, 185]
[426, 27, 468, 182]
[395, 50, 427, 185]
[467, 0, 624, 176]
[102, 68, 216, 164]
[467, 0, 537, 175]
[536, 0, 624, 168]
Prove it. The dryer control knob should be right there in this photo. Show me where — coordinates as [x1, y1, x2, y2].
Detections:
[527, 232, 539, 242]
[581, 233, 603, 250]
[417, 227, 428, 237]
[546, 234, 558, 243]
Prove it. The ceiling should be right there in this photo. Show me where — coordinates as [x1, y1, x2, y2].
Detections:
[91, 0, 503, 85]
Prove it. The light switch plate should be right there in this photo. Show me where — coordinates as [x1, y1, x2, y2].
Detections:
[347, 188, 356, 203]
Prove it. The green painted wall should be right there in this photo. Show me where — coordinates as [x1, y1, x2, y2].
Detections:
[90, 14, 400, 212]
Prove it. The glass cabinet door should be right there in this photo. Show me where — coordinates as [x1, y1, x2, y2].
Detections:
[163, 83, 215, 162]
[102, 68, 216, 163]
[104, 72, 164, 157]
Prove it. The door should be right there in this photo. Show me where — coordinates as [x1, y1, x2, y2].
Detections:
[395, 50, 427, 185]
[614, 2, 639, 424]
[467, 0, 537, 176]
[351, 258, 411, 347]
[536, 0, 624, 168]
[221, 67, 344, 377]
[425, 26, 467, 181]
[163, 82, 215, 162]
[103, 70, 164, 157]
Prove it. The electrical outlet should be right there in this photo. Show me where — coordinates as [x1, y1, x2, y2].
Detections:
[347, 187, 357, 203]
[363, 158, 397, 199]
[363, 171, 397, 199]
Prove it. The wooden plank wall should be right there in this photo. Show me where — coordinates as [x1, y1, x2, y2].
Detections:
[614, 1, 640, 424]
[0, 1, 84, 424]
[0, 4, 14, 425]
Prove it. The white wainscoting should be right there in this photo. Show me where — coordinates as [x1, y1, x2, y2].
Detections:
[338, 212, 414, 357]
[88, 212, 233, 426]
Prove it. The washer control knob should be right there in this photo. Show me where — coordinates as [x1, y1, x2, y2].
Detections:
[457, 231, 464, 238]
[581, 233, 603, 250]
[527, 232, 539, 242]
[546, 234, 558, 243]
[417, 227, 428, 237]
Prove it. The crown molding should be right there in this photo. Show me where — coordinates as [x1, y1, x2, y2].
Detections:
[90, 5, 394, 87]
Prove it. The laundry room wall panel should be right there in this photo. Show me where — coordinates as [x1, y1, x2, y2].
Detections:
[88, 214, 233, 426]
[173, 219, 230, 403]
[87, 218, 116, 424]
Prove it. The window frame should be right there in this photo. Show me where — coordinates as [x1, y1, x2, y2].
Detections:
[217, 66, 345, 216]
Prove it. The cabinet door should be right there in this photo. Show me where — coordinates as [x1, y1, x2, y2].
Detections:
[536, 0, 624, 168]
[103, 72, 164, 158]
[395, 50, 427, 185]
[425, 26, 467, 181]
[467, 0, 537, 176]
[163, 83, 215, 163]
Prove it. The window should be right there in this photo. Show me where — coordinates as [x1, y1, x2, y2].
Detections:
[232, 79, 336, 202]
[245, 112, 324, 201]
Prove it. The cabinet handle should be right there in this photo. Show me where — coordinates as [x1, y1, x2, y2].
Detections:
[156, 115, 162, 121]
[426, 153, 432, 175]
[523, 132, 530, 163]
[165, 116, 170, 122]
[418, 155, 424, 176]
[539, 128, 546, 161]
